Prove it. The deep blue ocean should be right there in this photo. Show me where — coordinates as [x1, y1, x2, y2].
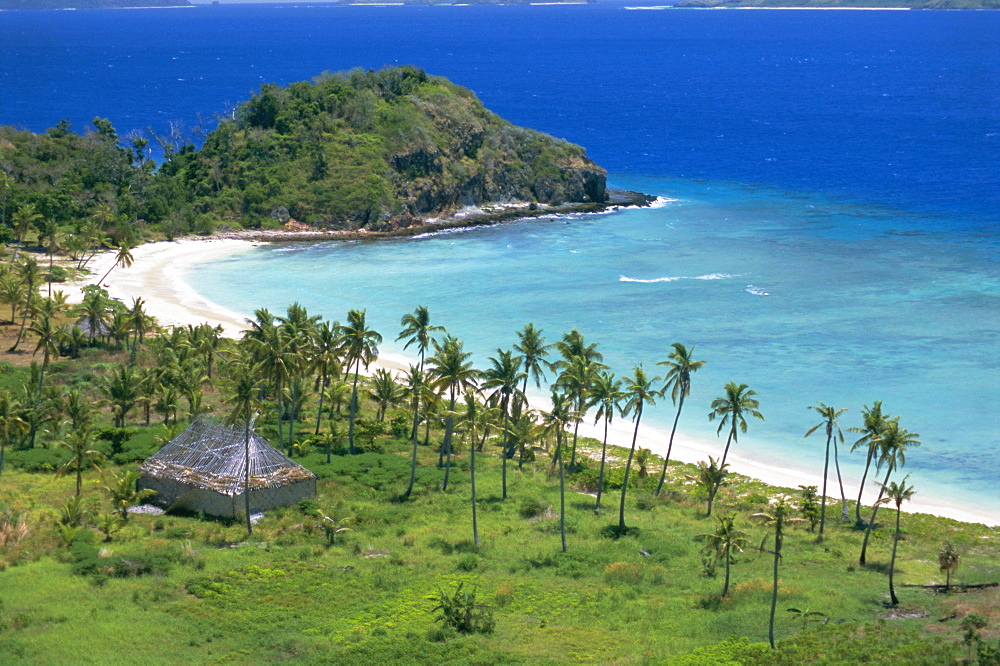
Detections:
[2, 5, 998, 518]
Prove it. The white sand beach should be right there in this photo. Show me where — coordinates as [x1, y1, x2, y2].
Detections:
[70, 237, 998, 527]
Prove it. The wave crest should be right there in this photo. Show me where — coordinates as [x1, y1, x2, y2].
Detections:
[619, 273, 734, 284]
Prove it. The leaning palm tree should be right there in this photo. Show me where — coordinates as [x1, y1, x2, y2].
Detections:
[588, 370, 623, 514]
[849, 401, 888, 525]
[859, 419, 920, 566]
[804, 402, 848, 541]
[337, 309, 381, 455]
[698, 513, 750, 597]
[98, 240, 135, 284]
[482, 348, 526, 500]
[427, 335, 478, 491]
[655, 342, 706, 496]
[876, 476, 916, 606]
[618, 365, 661, 532]
[709, 381, 764, 468]
[8, 256, 40, 352]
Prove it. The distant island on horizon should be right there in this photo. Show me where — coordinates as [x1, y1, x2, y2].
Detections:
[4, 0, 997, 9]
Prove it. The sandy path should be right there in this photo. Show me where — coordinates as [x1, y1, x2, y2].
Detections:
[65, 237, 997, 527]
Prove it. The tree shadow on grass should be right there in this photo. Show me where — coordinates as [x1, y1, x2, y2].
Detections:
[600, 524, 641, 540]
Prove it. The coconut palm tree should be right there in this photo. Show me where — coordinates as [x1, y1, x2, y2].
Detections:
[427, 335, 478, 491]
[57, 428, 106, 498]
[804, 402, 848, 540]
[337, 309, 381, 455]
[849, 401, 888, 525]
[513, 323, 552, 416]
[618, 365, 661, 532]
[396, 306, 443, 441]
[401, 364, 424, 500]
[752, 497, 802, 649]
[224, 353, 264, 536]
[310, 319, 341, 435]
[938, 542, 959, 593]
[556, 352, 603, 473]
[655, 342, 706, 496]
[102, 469, 156, 522]
[482, 348, 526, 500]
[98, 240, 135, 284]
[876, 476, 916, 606]
[8, 256, 40, 352]
[0, 389, 26, 478]
[689, 456, 729, 517]
[98, 364, 140, 428]
[368, 368, 404, 422]
[27, 312, 64, 449]
[542, 388, 573, 553]
[859, 419, 920, 566]
[588, 370, 623, 514]
[461, 391, 483, 546]
[10, 203, 41, 263]
[698, 513, 750, 598]
[708, 381, 764, 468]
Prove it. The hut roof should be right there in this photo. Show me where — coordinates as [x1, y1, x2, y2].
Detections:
[138, 420, 315, 496]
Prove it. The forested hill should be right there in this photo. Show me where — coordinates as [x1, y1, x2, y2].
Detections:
[176, 66, 607, 230]
[0, 67, 608, 235]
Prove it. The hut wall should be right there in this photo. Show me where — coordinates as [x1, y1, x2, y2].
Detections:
[138, 476, 317, 518]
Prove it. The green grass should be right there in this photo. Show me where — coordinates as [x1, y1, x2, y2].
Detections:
[2, 426, 998, 663]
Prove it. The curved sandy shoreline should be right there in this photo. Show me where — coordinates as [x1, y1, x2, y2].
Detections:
[70, 237, 997, 527]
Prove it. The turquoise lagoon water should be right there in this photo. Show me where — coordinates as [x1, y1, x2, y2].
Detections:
[192, 175, 1000, 520]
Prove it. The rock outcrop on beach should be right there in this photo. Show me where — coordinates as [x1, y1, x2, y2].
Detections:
[172, 66, 608, 231]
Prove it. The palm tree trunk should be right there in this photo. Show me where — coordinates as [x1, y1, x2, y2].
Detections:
[833, 438, 848, 521]
[595, 417, 609, 514]
[403, 391, 421, 500]
[244, 413, 252, 536]
[855, 449, 875, 525]
[618, 408, 642, 531]
[768, 527, 782, 649]
[860, 468, 892, 565]
[569, 396, 582, 473]
[500, 396, 510, 501]
[314, 373, 328, 436]
[471, 428, 479, 546]
[723, 553, 731, 598]
[818, 435, 831, 541]
[720, 428, 735, 468]
[655, 394, 685, 497]
[889, 506, 901, 605]
[558, 429, 567, 553]
[440, 392, 455, 491]
[348, 363, 360, 455]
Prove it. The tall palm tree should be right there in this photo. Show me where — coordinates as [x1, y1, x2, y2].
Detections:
[337, 309, 381, 455]
[542, 388, 573, 553]
[461, 391, 483, 546]
[804, 402, 848, 540]
[588, 370, 623, 514]
[310, 319, 342, 436]
[849, 401, 888, 525]
[556, 352, 603, 473]
[225, 353, 264, 536]
[877, 475, 915, 606]
[618, 365, 661, 532]
[27, 312, 64, 449]
[482, 348, 526, 500]
[427, 335, 478, 491]
[708, 381, 764, 467]
[859, 419, 920, 565]
[513, 323, 551, 416]
[10, 203, 41, 263]
[655, 342, 706, 496]
[698, 513, 750, 597]
[397, 306, 444, 440]
[401, 365, 424, 500]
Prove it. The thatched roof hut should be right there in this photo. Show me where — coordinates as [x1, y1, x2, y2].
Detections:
[137, 420, 316, 518]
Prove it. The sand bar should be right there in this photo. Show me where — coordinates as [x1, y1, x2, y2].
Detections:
[69, 236, 997, 527]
